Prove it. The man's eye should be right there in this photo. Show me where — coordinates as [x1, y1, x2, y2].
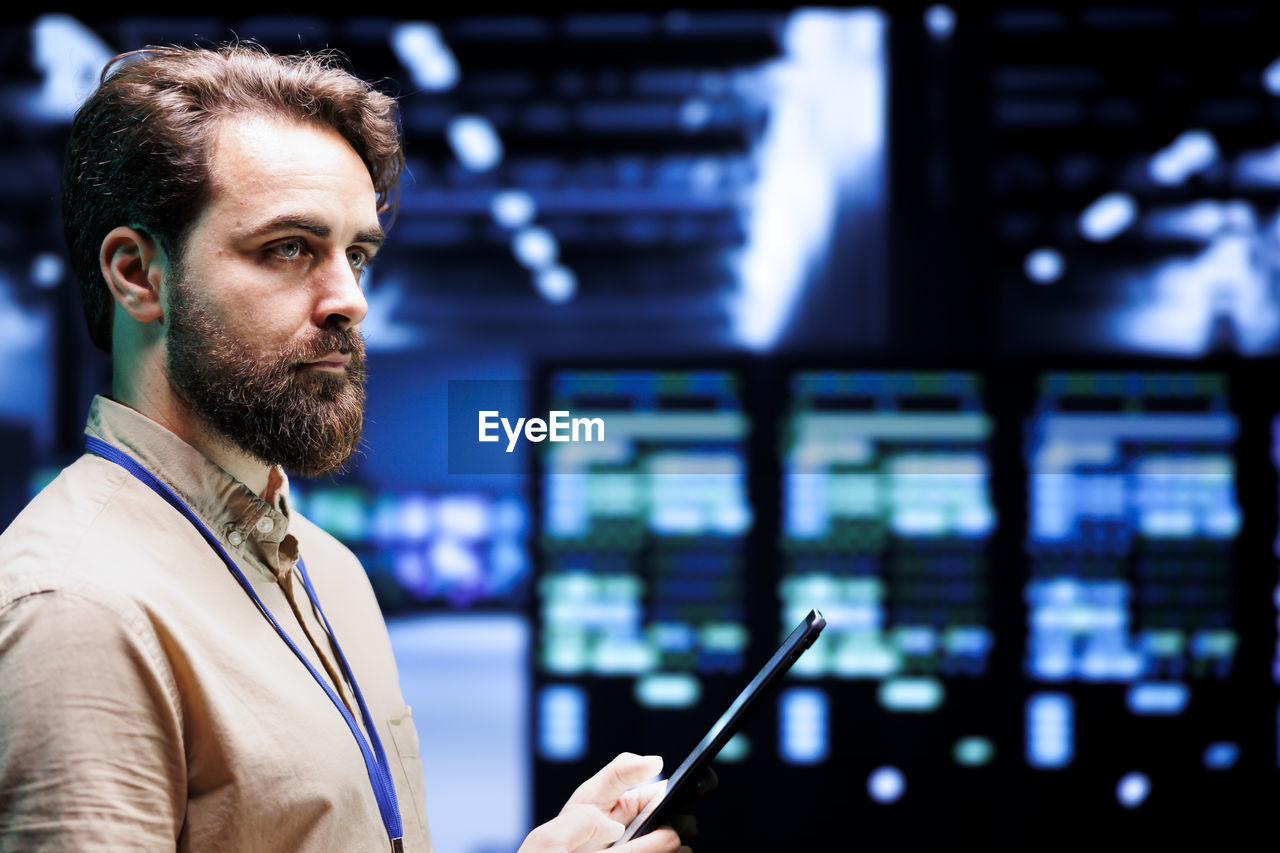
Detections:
[348, 249, 368, 270]
[272, 240, 304, 260]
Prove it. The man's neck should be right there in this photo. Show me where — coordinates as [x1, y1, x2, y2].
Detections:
[111, 383, 273, 500]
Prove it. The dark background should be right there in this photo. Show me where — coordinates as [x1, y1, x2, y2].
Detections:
[3, 6, 1279, 848]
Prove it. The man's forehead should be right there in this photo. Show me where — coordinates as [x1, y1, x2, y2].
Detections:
[204, 113, 381, 231]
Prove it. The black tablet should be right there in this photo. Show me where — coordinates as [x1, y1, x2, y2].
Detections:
[613, 608, 827, 845]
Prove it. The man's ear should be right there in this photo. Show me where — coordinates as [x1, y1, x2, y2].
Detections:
[100, 226, 168, 325]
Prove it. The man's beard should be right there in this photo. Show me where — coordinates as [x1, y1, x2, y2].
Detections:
[164, 275, 367, 478]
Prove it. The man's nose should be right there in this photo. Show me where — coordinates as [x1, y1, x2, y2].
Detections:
[314, 252, 369, 329]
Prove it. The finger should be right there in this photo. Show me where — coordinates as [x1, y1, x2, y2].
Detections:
[610, 825, 682, 853]
[524, 803, 625, 852]
[613, 779, 667, 822]
[568, 753, 664, 810]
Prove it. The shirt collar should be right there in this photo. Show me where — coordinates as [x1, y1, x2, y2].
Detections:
[85, 395, 296, 579]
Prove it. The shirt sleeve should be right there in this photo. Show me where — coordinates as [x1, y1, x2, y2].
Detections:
[0, 587, 186, 852]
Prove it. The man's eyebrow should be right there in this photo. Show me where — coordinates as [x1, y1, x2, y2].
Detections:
[242, 215, 385, 247]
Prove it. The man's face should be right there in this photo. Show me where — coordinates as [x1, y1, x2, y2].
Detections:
[162, 114, 384, 477]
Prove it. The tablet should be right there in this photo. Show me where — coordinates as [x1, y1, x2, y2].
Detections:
[612, 608, 827, 845]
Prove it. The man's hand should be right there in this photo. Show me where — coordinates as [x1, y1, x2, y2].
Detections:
[517, 753, 689, 853]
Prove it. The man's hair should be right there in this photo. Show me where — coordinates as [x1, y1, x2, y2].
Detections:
[62, 43, 404, 352]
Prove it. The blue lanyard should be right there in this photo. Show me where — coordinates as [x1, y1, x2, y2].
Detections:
[86, 436, 405, 852]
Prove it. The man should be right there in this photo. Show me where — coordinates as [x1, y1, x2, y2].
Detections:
[0, 44, 687, 853]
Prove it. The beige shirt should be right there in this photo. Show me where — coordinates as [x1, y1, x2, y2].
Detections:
[0, 396, 432, 852]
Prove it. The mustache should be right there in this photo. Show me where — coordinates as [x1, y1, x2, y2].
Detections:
[287, 327, 366, 365]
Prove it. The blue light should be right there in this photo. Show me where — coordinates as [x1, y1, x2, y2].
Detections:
[1116, 771, 1150, 808]
[428, 539, 482, 587]
[635, 673, 700, 708]
[719, 733, 751, 762]
[924, 5, 956, 40]
[513, 226, 558, 270]
[1026, 693, 1073, 769]
[436, 495, 490, 540]
[447, 115, 503, 172]
[867, 766, 905, 804]
[679, 98, 712, 130]
[1144, 200, 1227, 241]
[29, 14, 113, 121]
[535, 266, 577, 304]
[878, 677, 944, 712]
[1024, 248, 1064, 284]
[1236, 143, 1280, 187]
[733, 9, 885, 350]
[1148, 130, 1218, 186]
[491, 190, 537, 228]
[399, 494, 434, 541]
[391, 22, 459, 92]
[538, 685, 587, 761]
[1263, 55, 1280, 95]
[953, 737, 994, 766]
[779, 687, 829, 764]
[1203, 741, 1239, 770]
[1126, 682, 1189, 715]
[30, 252, 64, 289]
[1078, 192, 1137, 242]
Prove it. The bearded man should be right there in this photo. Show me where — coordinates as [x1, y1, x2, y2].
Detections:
[0, 44, 686, 853]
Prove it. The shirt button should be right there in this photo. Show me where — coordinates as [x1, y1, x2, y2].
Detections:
[228, 530, 244, 546]
[256, 516, 275, 534]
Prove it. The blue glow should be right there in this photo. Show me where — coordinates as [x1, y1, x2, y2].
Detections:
[491, 189, 537, 228]
[360, 274, 419, 352]
[1109, 202, 1280, 355]
[1116, 771, 1150, 808]
[1144, 200, 1231, 241]
[493, 497, 527, 536]
[953, 737, 994, 766]
[867, 766, 905, 804]
[635, 673, 701, 708]
[678, 98, 712, 130]
[1148, 130, 1217, 186]
[719, 733, 750, 762]
[535, 266, 577, 304]
[1203, 741, 1239, 770]
[878, 678, 944, 712]
[924, 5, 956, 40]
[513, 226, 558, 270]
[779, 687, 829, 764]
[391, 22, 459, 92]
[1078, 192, 1137, 242]
[734, 9, 885, 350]
[436, 495, 490, 540]
[1236, 143, 1280, 186]
[1024, 248, 1064, 284]
[538, 685, 587, 761]
[29, 15, 113, 121]
[1026, 693, 1073, 769]
[1263, 55, 1280, 95]
[447, 115, 503, 172]
[1126, 682, 1189, 715]
[540, 371, 750, 677]
[30, 253, 64, 289]
[782, 373, 995, 679]
[395, 494, 434, 541]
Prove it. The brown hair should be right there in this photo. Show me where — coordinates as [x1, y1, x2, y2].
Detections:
[62, 43, 404, 352]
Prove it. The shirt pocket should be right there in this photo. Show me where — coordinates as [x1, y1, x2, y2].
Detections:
[387, 705, 430, 849]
